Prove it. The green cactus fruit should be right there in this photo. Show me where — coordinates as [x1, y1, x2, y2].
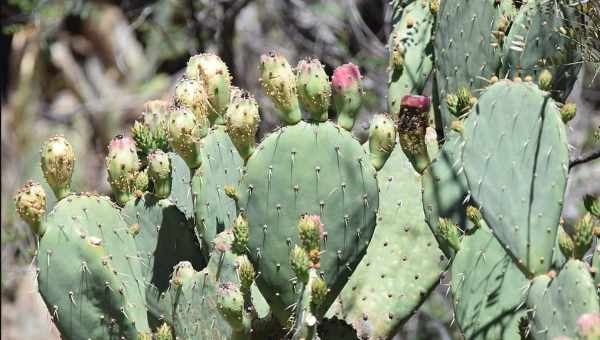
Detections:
[368, 114, 396, 170]
[173, 78, 209, 135]
[132, 100, 171, 164]
[106, 135, 140, 205]
[527, 260, 600, 340]
[538, 70, 553, 91]
[298, 214, 324, 254]
[461, 81, 569, 276]
[560, 102, 577, 123]
[14, 180, 47, 236]
[224, 185, 239, 202]
[328, 143, 447, 339]
[156, 323, 173, 340]
[573, 213, 596, 260]
[447, 87, 474, 117]
[296, 58, 331, 122]
[332, 63, 363, 130]
[387, 0, 436, 109]
[451, 223, 529, 340]
[232, 215, 249, 255]
[437, 218, 461, 252]
[186, 53, 232, 123]
[421, 129, 472, 258]
[466, 205, 482, 228]
[224, 89, 260, 161]
[584, 195, 600, 218]
[216, 282, 251, 332]
[191, 126, 243, 248]
[147, 150, 172, 199]
[167, 107, 204, 169]
[291, 245, 311, 285]
[40, 135, 74, 200]
[259, 52, 302, 125]
[134, 168, 149, 193]
[37, 194, 150, 339]
[237, 120, 379, 324]
[310, 277, 328, 311]
[558, 226, 575, 259]
[398, 95, 431, 173]
[237, 255, 256, 293]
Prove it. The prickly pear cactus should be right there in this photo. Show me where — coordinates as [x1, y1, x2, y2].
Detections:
[526, 260, 600, 340]
[328, 142, 447, 339]
[37, 194, 150, 339]
[461, 81, 569, 276]
[451, 223, 528, 340]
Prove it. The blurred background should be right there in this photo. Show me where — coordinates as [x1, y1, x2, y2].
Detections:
[1, 1, 598, 339]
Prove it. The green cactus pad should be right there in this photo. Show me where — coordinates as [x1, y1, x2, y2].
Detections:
[168, 153, 194, 219]
[121, 193, 204, 320]
[501, 0, 581, 101]
[461, 81, 568, 276]
[526, 260, 600, 340]
[387, 0, 435, 115]
[422, 130, 472, 258]
[451, 223, 528, 340]
[434, 0, 515, 132]
[328, 142, 447, 339]
[593, 241, 600, 292]
[239, 120, 379, 324]
[37, 194, 150, 339]
[192, 126, 244, 248]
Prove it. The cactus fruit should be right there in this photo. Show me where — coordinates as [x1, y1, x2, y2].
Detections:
[232, 215, 249, 255]
[106, 135, 140, 205]
[259, 52, 302, 124]
[131, 100, 171, 163]
[573, 213, 596, 260]
[40, 135, 74, 200]
[147, 150, 172, 199]
[135, 169, 149, 192]
[368, 114, 396, 170]
[461, 81, 569, 276]
[397, 95, 431, 173]
[290, 245, 311, 285]
[224, 89, 260, 161]
[466, 205, 482, 228]
[584, 195, 600, 218]
[216, 282, 251, 332]
[186, 53, 232, 123]
[296, 58, 331, 122]
[14, 180, 47, 236]
[558, 226, 575, 259]
[173, 78, 209, 134]
[167, 107, 204, 169]
[387, 0, 435, 115]
[560, 102, 577, 123]
[332, 63, 363, 130]
[437, 218, 461, 252]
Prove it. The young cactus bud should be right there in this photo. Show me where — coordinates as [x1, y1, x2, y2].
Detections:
[174, 78, 209, 137]
[389, 31, 406, 71]
[290, 245, 311, 284]
[237, 255, 255, 292]
[134, 169, 149, 192]
[560, 102, 576, 123]
[438, 218, 461, 252]
[466, 205, 482, 228]
[106, 135, 140, 205]
[368, 113, 396, 170]
[216, 282, 248, 331]
[186, 53, 232, 123]
[147, 150, 172, 199]
[398, 95, 431, 173]
[573, 213, 596, 259]
[167, 107, 204, 169]
[538, 69, 553, 91]
[558, 226, 574, 259]
[577, 313, 600, 339]
[232, 215, 249, 255]
[259, 52, 302, 125]
[156, 323, 173, 340]
[584, 194, 599, 218]
[298, 215, 324, 253]
[172, 261, 195, 287]
[310, 276, 328, 312]
[224, 89, 260, 161]
[332, 63, 363, 131]
[14, 181, 47, 236]
[447, 87, 472, 116]
[40, 135, 74, 200]
[296, 58, 331, 122]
